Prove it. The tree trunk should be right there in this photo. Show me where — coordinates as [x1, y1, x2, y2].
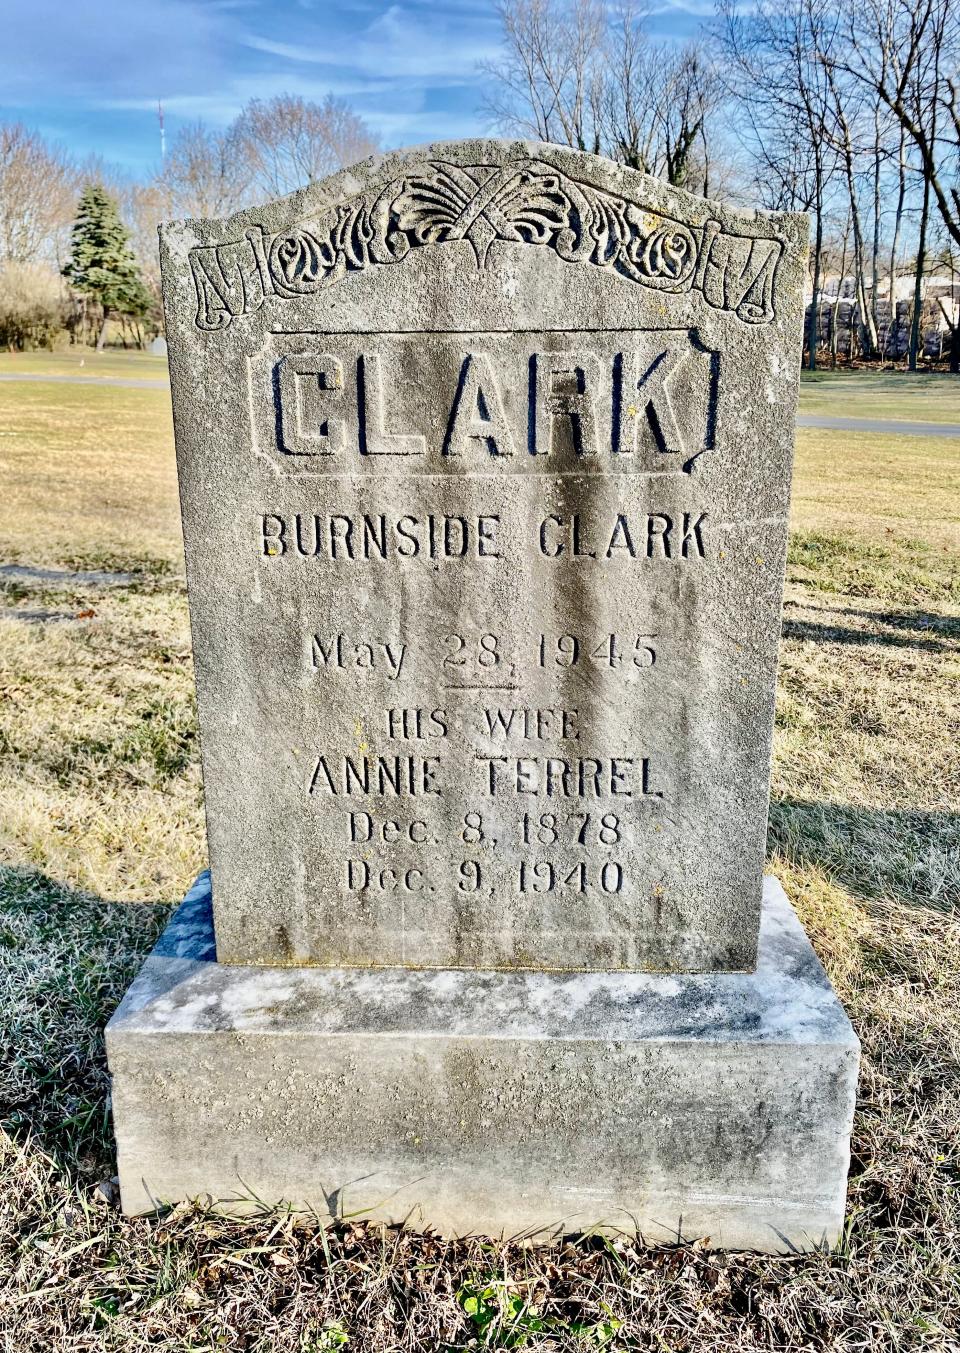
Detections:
[849, 181, 878, 359]
[886, 127, 907, 361]
[910, 24, 941, 372]
[909, 174, 931, 371]
[96, 309, 110, 353]
[833, 93, 879, 358]
[807, 177, 824, 371]
[831, 214, 851, 370]
[936, 298, 959, 373]
[871, 102, 882, 350]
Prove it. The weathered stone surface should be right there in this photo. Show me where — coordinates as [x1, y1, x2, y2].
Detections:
[161, 140, 805, 974]
[108, 873, 859, 1250]
[117, 142, 856, 1251]
[159, 140, 807, 970]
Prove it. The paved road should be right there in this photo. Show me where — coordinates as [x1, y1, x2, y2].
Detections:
[1, 373, 958, 436]
[0, 563, 136, 586]
[0, 372, 166, 389]
[796, 413, 960, 437]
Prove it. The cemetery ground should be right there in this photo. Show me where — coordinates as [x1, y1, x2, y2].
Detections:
[0, 355, 957, 1350]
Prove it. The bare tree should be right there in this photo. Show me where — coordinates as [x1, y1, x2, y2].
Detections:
[120, 181, 171, 326]
[845, 0, 960, 250]
[818, 33, 882, 357]
[911, 116, 937, 369]
[597, 3, 659, 170]
[829, 209, 852, 366]
[0, 123, 75, 266]
[158, 122, 250, 220]
[232, 95, 379, 200]
[657, 44, 720, 193]
[818, 0, 957, 364]
[719, 0, 960, 368]
[481, 0, 606, 151]
[932, 237, 959, 370]
[716, 0, 840, 369]
[0, 262, 68, 349]
[483, 0, 721, 193]
[885, 122, 909, 359]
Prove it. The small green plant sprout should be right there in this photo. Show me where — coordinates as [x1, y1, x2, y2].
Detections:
[309, 1324, 349, 1350]
[567, 1308, 624, 1347]
[457, 1278, 623, 1348]
[457, 1278, 547, 1348]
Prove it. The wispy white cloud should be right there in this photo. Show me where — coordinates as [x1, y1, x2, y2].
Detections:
[0, 0, 236, 101]
[363, 106, 487, 143]
[648, 0, 719, 15]
[0, 0, 705, 173]
[241, 3, 502, 85]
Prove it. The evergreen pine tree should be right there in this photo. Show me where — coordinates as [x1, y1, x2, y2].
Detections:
[62, 184, 151, 351]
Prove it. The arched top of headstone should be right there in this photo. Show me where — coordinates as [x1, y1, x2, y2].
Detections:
[161, 139, 805, 337]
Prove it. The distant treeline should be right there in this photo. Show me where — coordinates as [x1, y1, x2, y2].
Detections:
[479, 0, 960, 371]
[0, 95, 378, 351]
[1, 2, 958, 368]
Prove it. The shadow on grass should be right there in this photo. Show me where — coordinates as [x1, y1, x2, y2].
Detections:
[840, 607, 960, 639]
[781, 617, 952, 653]
[782, 596, 960, 652]
[0, 865, 168, 1181]
[769, 798, 959, 913]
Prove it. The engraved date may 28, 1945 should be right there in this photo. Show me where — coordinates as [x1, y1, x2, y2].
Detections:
[307, 631, 659, 681]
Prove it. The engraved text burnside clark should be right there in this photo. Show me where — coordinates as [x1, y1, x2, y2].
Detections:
[257, 509, 709, 563]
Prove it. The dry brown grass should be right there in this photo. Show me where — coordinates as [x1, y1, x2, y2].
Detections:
[0, 582, 203, 901]
[789, 427, 960, 553]
[0, 361, 958, 1349]
[0, 350, 168, 381]
[0, 377, 179, 569]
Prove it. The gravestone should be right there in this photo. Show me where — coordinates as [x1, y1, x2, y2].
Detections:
[107, 141, 858, 1250]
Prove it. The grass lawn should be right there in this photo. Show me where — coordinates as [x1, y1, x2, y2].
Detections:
[0, 349, 168, 382]
[798, 367, 960, 423]
[0, 356, 958, 1349]
[0, 381, 180, 570]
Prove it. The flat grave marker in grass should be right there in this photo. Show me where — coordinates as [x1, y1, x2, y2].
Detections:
[107, 139, 859, 1252]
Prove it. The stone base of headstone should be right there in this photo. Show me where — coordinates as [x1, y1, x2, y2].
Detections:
[107, 873, 858, 1253]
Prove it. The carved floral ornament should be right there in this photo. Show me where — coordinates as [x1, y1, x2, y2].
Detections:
[187, 159, 785, 332]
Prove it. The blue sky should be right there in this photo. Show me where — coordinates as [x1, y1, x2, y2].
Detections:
[0, 0, 711, 178]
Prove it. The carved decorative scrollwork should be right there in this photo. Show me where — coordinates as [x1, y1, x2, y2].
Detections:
[187, 159, 784, 332]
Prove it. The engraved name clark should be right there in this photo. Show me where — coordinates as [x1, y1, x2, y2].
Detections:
[276, 334, 711, 469]
[187, 159, 784, 330]
[262, 337, 710, 564]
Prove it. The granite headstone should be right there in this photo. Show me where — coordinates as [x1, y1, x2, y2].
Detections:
[161, 140, 802, 973]
[107, 142, 858, 1249]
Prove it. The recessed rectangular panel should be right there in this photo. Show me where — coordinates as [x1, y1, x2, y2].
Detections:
[159, 142, 806, 970]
